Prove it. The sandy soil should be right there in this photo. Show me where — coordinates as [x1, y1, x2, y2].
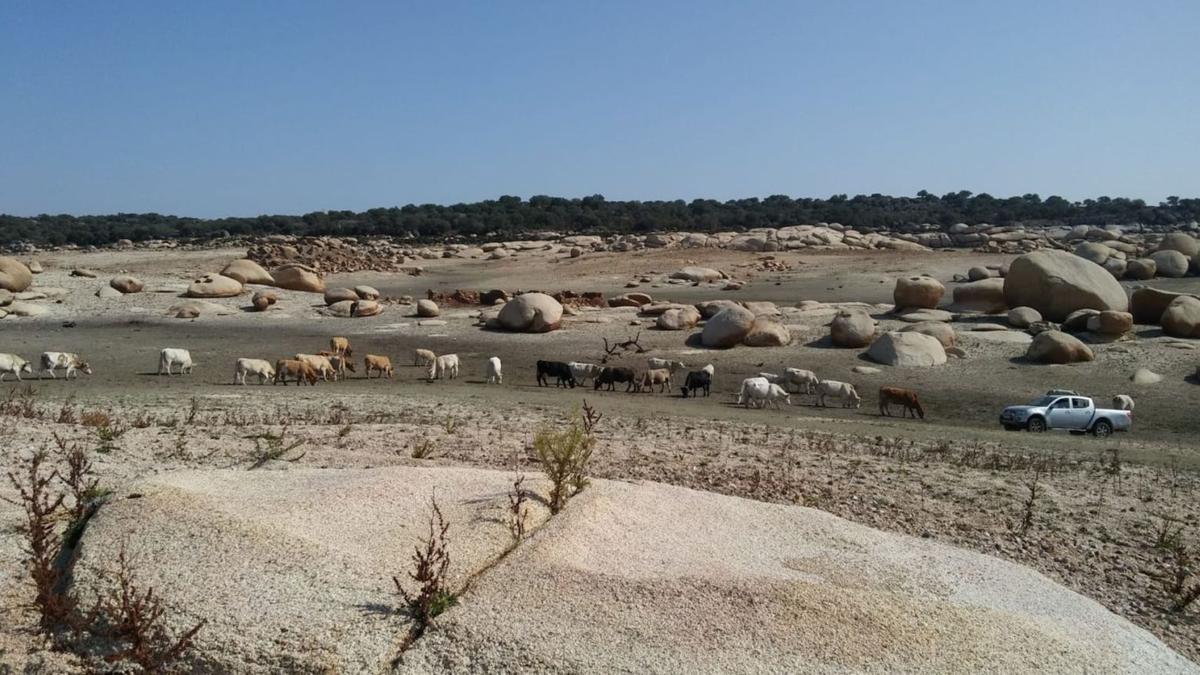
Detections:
[2, 243, 1199, 669]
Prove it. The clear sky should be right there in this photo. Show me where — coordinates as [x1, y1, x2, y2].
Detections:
[2, 1, 1198, 217]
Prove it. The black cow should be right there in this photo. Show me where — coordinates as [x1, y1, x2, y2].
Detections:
[680, 370, 711, 398]
[536, 360, 576, 388]
[594, 366, 637, 392]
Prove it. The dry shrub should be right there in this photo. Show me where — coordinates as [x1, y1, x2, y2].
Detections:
[534, 405, 597, 513]
[394, 494, 456, 633]
[2, 450, 73, 630]
[80, 410, 113, 428]
[508, 473, 529, 541]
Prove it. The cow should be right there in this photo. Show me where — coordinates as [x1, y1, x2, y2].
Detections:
[817, 380, 862, 408]
[485, 356, 503, 384]
[1112, 394, 1135, 411]
[536, 360, 576, 388]
[568, 361, 601, 386]
[364, 354, 394, 379]
[781, 368, 820, 395]
[39, 352, 92, 380]
[296, 354, 338, 381]
[680, 370, 711, 398]
[0, 354, 34, 382]
[234, 358, 275, 385]
[737, 377, 771, 407]
[413, 348, 436, 367]
[158, 348, 194, 376]
[594, 366, 636, 392]
[740, 379, 791, 409]
[647, 358, 686, 375]
[636, 368, 672, 393]
[330, 337, 352, 358]
[274, 359, 318, 386]
[330, 355, 356, 379]
[879, 386, 925, 419]
[429, 354, 460, 380]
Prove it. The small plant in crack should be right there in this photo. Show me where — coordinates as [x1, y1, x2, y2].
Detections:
[1, 449, 74, 630]
[247, 426, 306, 469]
[394, 493, 456, 635]
[534, 406, 596, 514]
[409, 438, 439, 459]
[508, 473, 529, 542]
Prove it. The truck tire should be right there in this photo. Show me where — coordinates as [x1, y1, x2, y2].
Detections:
[1026, 416, 1046, 433]
[1092, 419, 1113, 438]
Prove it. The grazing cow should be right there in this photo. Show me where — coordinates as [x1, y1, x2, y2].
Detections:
[234, 358, 275, 385]
[536, 360, 576, 388]
[567, 361, 601, 386]
[296, 354, 338, 381]
[330, 355, 356, 379]
[740, 379, 792, 409]
[781, 368, 820, 395]
[330, 337, 352, 357]
[594, 366, 636, 392]
[486, 356, 503, 385]
[158, 348, 194, 376]
[737, 377, 771, 407]
[636, 368, 672, 393]
[680, 370, 711, 398]
[39, 352, 92, 380]
[274, 359, 318, 386]
[429, 354, 460, 380]
[701, 363, 715, 376]
[817, 380, 862, 408]
[413, 348, 436, 367]
[757, 372, 784, 384]
[364, 354, 394, 379]
[647, 358, 686, 375]
[878, 386, 925, 419]
[1112, 394, 1135, 411]
[0, 354, 34, 382]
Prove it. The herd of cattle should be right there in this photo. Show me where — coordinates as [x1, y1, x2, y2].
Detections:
[0, 338, 928, 419]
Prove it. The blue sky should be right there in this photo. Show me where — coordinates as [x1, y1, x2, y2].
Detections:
[2, 1, 1198, 217]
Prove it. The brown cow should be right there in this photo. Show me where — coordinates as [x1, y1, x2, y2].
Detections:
[330, 337, 352, 358]
[636, 368, 672, 393]
[364, 354, 394, 379]
[879, 386, 925, 419]
[274, 359, 318, 386]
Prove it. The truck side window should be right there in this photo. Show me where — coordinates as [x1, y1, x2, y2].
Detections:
[1050, 399, 1066, 409]
[1072, 398, 1088, 409]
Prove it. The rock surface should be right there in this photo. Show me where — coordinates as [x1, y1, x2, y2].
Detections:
[497, 292, 564, 333]
[899, 321, 956, 347]
[1130, 288, 1194, 325]
[742, 317, 792, 347]
[1150, 250, 1190, 278]
[866, 331, 948, 367]
[186, 273, 244, 299]
[830, 310, 876, 347]
[1026, 330, 1095, 364]
[0, 257, 33, 292]
[272, 264, 325, 293]
[416, 299, 440, 317]
[1007, 306, 1042, 328]
[701, 305, 756, 348]
[1161, 296, 1200, 338]
[656, 306, 701, 331]
[892, 276, 944, 310]
[221, 259, 274, 285]
[109, 275, 144, 294]
[1004, 251, 1128, 322]
[952, 278, 1007, 314]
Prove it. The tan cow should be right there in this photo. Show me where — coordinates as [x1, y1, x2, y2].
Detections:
[636, 368, 672, 393]
[274, 359, 318, 386]
[364, 354, 394, 378]
[330, 337, 352, 357]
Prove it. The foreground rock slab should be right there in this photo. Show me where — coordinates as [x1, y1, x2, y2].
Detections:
[400, 480, 1192, 673]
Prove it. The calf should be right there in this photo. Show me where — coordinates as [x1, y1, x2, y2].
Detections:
[274, 359, 318, 386]
[364, 354, 394, 378]
[680, 370, 711, 398]
[817, 380, 862, 408]
[158, 348, 194, 376]
[40, 352, 92, 380]
[636, 368, 672, 393]
[234, 358, 275, 385]
[413, 348, 436, 367]
[879, 386, 925, 419]
[330, 337, 352, 357]
[485, 356, 503, 384]
[0, 354, 33, 382]
[594, 366, 636, 392]
[536, 360, 576, 388]
[429, 354, 460, 380]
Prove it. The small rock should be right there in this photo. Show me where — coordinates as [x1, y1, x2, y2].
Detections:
[416, 299, 441, 317]
[1130, 368, 1163, 385]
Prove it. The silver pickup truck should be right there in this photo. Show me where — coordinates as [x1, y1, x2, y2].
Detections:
[999, 390, 1132, 437]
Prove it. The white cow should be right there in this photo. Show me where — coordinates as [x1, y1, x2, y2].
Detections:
[429, 354, 459, 380]
[757, 371, 784, 384]
[234, 358, 275, 385]
[740, 378, 791, 409]
[737, 377, 771, 407]
[158, 348, 194, 376]
[413, 348, 436, 367]
[647, 358, 687, 374]
[701, 363, 715, 378]
[782, 368, 820, 395]
[295, 354, 337, 381]
[485, 356, 503, 385]
[817, 380, 862, 408]
[0, 354, 34, 382]
[1112, 394, 1135, 411]
[568, 361, 601, 385]
[40, 352, 92, 380]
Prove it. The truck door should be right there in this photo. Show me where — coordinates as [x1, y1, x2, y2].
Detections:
[1071, 397, 1093, 429]
[1046, 398, 1073, 428]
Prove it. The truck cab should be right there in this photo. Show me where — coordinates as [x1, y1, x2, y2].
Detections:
[999, 390, 1132, 437]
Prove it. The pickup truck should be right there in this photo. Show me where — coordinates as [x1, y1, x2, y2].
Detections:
[999, 390, 1132, 437]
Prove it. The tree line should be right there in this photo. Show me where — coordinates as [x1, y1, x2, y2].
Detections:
[2, 192, 1197, 247]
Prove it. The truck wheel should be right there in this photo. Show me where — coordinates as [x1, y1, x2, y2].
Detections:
[1026, 417, 1046, 433]
[1092, 419, 1113, 438]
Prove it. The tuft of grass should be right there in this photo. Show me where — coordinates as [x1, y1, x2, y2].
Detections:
[442, 415, 459, 435]
[1017, 468, 1041, 535]
[534, 406, 597, 514]
[56, 396, 78, 425]
[1153, 514, 1186, 551]
[410, 438, 439, 459]
[80, 410, 113, 428]
[184, 397, 202, 426]
[508, 473, 529, 542]
[247, 427, 306, 469]
[394, 494, 456, 636]
[1166, 543, 1200, 613]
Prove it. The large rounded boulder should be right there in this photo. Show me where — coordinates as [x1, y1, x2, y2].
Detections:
[893, 276, 944, 310]
[186, 273, 243, 298]
[221, 259, 275, 285]
[416, 299, 441, 317]
[273, 264, 325, 293]
[1130, 288, 1193, 324]
[0, 257, 33, 292]
[1026, 330, 1094, 364]
[670, 266, 722, 283]
[325, 288, 359, 305]
[742, 317, 792, 347]
[656, 306, 701, 331]
[1125, 259, 1157, 280]
[1003, 250, 1128, 322]
[866, 331, 947, 367]
[109, 275, 144, 294]
[700, 305, 755, 348]
[1007, 306, 1042, 328]
[1087, 310, 1133, 337]
[898, 321, 956, 348]
[1150, 250, 1189, 278]
[1073, 242, 1112, 265]
[1157, 232, 1200, 258]
[830, 310, 876, 347]
[497, 292, 563, 333]
[952, 278, 1007, 314]
[1161, 296, 1200, 338]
